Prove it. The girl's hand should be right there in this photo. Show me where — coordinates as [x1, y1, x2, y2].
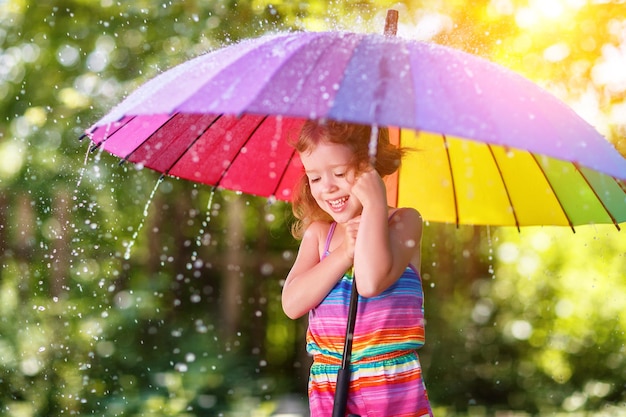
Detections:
[342, 216, 360, 261]
[351, 167, 387, 209]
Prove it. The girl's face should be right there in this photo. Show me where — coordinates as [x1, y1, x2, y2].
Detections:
[299, 140, 363, 224]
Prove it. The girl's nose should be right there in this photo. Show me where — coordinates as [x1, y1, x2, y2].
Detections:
[320, 176, 336, 192]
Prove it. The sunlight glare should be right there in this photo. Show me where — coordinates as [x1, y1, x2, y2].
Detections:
[544, 42, 571, 62]
[515, 0, 584, 28]
[610, 102, 626, 125]
[404, 12, 452, 40]
[537, 0, 565, 19]
[514, 7, 536, 28]
[592, 44, 626, 94]
[488, 0, 515, 16]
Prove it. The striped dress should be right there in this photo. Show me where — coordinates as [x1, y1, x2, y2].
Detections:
[306, 222, 433, 417]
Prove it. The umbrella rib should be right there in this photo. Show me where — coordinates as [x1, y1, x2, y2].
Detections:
[442, 134, 460, 227]
[487, 145, 520, 232]
[573, 163, 621, 231]
[270, 147, 300, 200]
[121, 114, 181, 164]
[213, 115, 270, 189]
[530, 154, 576, 233]
[87, 115, 137, 153]
[161, 113, 224, 176]
[280, 37, 343, 116]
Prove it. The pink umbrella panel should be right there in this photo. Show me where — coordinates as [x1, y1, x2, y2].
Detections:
[86, 31, 626, 229]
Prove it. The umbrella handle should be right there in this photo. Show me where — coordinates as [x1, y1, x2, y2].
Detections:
[332, 274, 359, 417]
[332, 368, 352, 417]
[341, 276, 359, 369]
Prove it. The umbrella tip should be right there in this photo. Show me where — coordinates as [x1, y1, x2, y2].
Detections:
[384, 9, 398, 36]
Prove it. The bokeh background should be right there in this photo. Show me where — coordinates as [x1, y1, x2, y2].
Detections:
[1, 1, 625, 415]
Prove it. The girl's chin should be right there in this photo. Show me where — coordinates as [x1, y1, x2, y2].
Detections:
[327, 208, 360, 223]
[331, 215, 351, 224]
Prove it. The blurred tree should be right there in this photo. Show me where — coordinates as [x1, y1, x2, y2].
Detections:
[0, 0, 302, 414]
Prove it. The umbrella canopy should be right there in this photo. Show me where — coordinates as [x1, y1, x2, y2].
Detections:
[86, 30, 626, 229]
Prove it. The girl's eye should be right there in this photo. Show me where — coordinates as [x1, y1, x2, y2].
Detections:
[309, 177, 320, 183]
[334, 172, 345, 178]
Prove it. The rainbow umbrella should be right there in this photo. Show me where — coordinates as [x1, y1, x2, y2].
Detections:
[85, 29, 626, 231]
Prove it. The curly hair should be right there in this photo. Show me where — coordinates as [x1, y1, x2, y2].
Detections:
[290, 120, 406, 239]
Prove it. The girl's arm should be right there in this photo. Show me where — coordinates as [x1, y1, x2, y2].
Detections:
[281, 222, 353, 319]
[351, 169, 423, 297]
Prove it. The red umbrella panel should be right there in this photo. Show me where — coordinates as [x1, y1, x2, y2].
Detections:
[90, 113, 306, 201]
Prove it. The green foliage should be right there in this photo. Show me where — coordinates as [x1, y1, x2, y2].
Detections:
[421, 224, 626, 413]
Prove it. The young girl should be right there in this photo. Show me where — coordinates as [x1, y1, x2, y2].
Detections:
[282, 121, 433, 416]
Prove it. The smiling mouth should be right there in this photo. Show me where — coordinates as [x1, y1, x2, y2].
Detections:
[328, 196, 349, 211]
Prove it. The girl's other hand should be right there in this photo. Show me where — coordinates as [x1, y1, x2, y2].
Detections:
[342, 216, 360, 261]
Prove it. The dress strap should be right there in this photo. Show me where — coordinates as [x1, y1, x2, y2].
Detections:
[323, 222, 337, 255]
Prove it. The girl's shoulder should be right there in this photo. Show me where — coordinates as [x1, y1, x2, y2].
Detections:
[302, 220, 335, 243]
[306, 219, 333, 230]
[302, 220, 335, 259]
[388, 207, 424, 238]
[389, 207, 423, 224]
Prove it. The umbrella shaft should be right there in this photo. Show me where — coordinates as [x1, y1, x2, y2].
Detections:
[332, 276, 359, 416]
[342, 277, 358, 367]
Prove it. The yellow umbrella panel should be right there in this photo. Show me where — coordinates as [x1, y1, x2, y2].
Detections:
[390, 130, 626, 230]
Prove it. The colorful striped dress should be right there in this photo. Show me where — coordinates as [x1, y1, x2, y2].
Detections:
[306, 222, 433, 417]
